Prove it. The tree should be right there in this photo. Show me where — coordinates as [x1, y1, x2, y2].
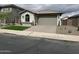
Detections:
[0, 12, 12, 25]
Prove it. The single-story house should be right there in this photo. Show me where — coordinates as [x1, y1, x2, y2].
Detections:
[0, 4, 62, 33]
[1, 4, 79, 34]
[4, 4, 79, 34]
[0, 4, 62, 26]
[20, 10, 62, 33]
[0, 4, 63, 33]
[20, 10, 62, 26]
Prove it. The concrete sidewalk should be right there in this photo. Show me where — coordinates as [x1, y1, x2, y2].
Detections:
[0, 29, 79, 42]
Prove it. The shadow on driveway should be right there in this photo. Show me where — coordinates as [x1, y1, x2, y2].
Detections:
[0, 33, 79, 54]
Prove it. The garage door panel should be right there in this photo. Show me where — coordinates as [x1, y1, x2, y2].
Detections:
[38, 17, 57, 25]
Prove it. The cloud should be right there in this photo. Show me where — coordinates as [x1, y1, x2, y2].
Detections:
[16, 4, 79, 13]
[1, 4, 79, 13]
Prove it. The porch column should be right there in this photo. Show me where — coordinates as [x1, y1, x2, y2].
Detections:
[59, 19, 62, 26]
[57, 15, 62, 26]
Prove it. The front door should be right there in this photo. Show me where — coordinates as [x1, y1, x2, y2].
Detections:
[25, 14, 30, 22]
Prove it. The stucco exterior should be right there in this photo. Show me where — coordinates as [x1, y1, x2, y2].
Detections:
[21, 11, 35, 23]
[57, 16, 79, 35]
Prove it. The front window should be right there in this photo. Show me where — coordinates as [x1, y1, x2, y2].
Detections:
[1, 8, 12, 12]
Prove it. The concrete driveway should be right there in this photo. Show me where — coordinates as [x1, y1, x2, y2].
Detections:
[27, 25, 56, 33]
[0, 33, 79, 54]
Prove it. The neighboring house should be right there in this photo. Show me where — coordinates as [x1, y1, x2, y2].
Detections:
[62, 16, 79, 27]
[0, 4, 25, 24]
[57, 14, 79, 34]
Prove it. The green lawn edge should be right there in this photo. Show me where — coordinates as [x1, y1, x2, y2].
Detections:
[2, 25, 30, 31]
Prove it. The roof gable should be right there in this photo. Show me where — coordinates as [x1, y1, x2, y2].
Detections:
[20, 10, 35, 14]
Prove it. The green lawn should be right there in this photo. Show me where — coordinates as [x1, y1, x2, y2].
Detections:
[2, 25, 30, 31]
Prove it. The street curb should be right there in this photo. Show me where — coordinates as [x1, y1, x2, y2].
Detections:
[0, 29, 79, 42]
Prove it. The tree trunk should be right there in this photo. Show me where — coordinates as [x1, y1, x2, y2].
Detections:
[4, 19, 6, 25]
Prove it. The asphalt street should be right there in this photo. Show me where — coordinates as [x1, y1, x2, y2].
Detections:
[0, 33, 79, 54]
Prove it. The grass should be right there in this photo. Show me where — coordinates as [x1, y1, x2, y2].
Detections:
[2, 25, 30, 31]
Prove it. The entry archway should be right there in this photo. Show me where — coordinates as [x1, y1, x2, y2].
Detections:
[25, 14, 30, 22]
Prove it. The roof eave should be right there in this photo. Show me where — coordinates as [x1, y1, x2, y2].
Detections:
[0, 4, 25, 10]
